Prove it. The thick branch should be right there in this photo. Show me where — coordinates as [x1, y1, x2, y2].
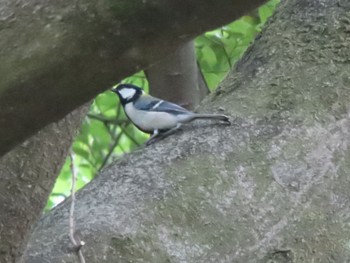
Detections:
[0, 0, 266, 157]
[0, 105, 89, 262]
[25, 0, 350, 262]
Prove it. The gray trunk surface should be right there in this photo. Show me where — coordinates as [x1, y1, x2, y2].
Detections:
[0, 105, 88, 263]
[146, 41, 209, 110]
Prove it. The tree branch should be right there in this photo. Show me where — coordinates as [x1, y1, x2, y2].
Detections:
[88, 114, 129, 126]
[0, 0, 267, 156]
[0, 105, 89, 263]
[98, 124, 130, 171]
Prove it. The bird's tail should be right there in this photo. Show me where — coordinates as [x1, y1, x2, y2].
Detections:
[189, 113, 230, 123]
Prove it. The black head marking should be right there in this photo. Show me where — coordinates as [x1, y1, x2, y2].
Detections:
[112, 84, 143, 105]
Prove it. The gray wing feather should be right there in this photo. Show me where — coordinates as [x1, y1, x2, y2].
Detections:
[134, 95, 191, 115]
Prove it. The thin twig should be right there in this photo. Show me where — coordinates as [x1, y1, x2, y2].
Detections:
[87, 114, 129, 125]
[220, 29, 233, 69]
[98, 125, 127, 172]
[205, 33, 233, 69]
[69, 152, 86, 263]
[119, 125, 142, 147]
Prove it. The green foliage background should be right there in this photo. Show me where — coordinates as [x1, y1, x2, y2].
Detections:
[46, 0, 280, 210]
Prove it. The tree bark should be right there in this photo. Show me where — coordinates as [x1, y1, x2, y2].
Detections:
[0, 0, 266, 157]
[0, 105, 88, 263]
[24, 0, 350, 262]
[146, 41, 209, 110]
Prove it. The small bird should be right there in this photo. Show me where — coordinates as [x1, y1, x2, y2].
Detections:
[112, 83, 230, 145]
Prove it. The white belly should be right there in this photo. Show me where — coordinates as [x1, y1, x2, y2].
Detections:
[125, 103, 180, 131]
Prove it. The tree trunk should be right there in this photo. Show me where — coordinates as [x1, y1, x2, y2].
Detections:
[0, 105, 88, 263]
[24, 0, 350, 262]
[146, 41, 209, 110]
[0, 0, 266, 157]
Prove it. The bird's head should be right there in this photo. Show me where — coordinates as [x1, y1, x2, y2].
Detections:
[112, 84, 144, 105]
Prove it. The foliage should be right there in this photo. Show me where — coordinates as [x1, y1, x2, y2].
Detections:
[46, 0, 280, 210]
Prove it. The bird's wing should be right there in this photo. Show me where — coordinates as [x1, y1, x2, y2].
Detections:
[134, 95, 191, 115]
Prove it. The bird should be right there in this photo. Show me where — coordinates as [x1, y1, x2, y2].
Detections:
[112, 83, 230, 145]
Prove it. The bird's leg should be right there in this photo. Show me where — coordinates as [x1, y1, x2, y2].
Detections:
[158, 123, 182, 139]
[145, 124, 182, 146]
[145, 129, 159, 146]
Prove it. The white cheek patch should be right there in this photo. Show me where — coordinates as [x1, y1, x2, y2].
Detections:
[119, 88, 136, 99]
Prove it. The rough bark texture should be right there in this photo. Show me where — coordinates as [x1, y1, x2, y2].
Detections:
[0, 105, 88, 263]
[146, 41, 209, 110]
[0, 0, 266, 157]
[24, 0, 350, 262]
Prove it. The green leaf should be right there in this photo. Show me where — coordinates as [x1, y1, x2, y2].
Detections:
[259, 6, 272, 24]
[44, 198, 55, 211]
[201, 46, 217, 67]
[73, 142, 91, 161]
[259, 0, 280, 25]
[89, 120, 111, 145]
[226, 19, 253, 35]
[94, 92, 118, 114]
